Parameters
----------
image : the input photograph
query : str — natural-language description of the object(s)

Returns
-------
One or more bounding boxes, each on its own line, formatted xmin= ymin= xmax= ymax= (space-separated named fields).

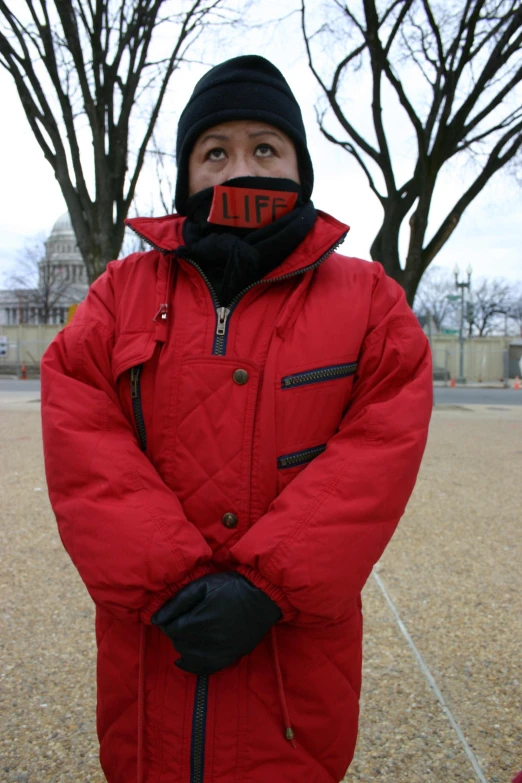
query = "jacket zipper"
xmin=277 ymin=443 xmax=327 ymax=469
xmin=281 ymin=361 xmax=358 ymax=389
xmin=130 ymin=354 xmax=208 ymax=783
xmin=128 ymin=224 xmax=347 ymax=358
xmin=207 ymin=233 xmax=347 ymax=356
xmin=130 ymin=365 xmax=147 ymax=452
xmin=191 ymin=674 xmax=209 ymax=783
xmin=181 ymin=241 xmax=343 ymax=778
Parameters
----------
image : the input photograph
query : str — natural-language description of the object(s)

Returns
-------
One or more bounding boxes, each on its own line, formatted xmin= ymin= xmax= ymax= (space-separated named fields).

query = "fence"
xmin=1 ymin=325 xmax=520 ymax=382
xmin=430 ymin=335 xmax=520 ymax=382
xmin=0 ymin=325 xmax=61 ymax=374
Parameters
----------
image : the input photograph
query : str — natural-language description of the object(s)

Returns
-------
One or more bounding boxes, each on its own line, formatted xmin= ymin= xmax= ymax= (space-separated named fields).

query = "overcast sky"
xmin=0 ymin=2 xmax=520 ymax=290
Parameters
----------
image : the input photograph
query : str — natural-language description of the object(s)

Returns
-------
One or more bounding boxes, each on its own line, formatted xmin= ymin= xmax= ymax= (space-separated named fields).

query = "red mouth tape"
xmin=208 ymin=185 xmax=298 ymax=228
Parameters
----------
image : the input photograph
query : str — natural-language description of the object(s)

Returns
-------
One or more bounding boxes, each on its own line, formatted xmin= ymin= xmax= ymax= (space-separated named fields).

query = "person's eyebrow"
xmin=248 ymin=130 xmax=284 ymax=141
xmin=196 ymin=129 xmax=285 ymax=147
xmin=197 ymin=132 xmax=229 ymax=146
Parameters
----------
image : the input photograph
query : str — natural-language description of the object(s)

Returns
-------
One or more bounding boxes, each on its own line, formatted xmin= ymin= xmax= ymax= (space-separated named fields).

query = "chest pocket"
xmin=275 ymin=359 xmax=358 ymax=491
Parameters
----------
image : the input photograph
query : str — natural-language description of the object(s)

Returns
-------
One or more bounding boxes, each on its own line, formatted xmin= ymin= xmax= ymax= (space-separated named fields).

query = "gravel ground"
xmin=1 ymin=397 xmax=520 ymax=783
xmin=346 ymin=404 xmax=522 ymax=783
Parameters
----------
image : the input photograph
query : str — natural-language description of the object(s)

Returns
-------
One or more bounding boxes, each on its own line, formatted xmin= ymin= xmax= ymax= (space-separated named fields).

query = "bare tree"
xmin=0 ymin=0 xmax=236 ymax=282
xmin=5 ymin=236 xmax=75 ymax=323
xmin=413 ymin=265 xmax=459 ymax=331
xmin=301 ymin=0 xmax=522 ymax=303
xmin=466 ymin=277 xmax=514 ymax=336
xmin=508 ymin=287 xmax=522 ymax=336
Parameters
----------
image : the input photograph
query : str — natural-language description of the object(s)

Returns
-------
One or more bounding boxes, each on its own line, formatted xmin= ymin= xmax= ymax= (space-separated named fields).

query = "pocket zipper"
xmin=130 ymin=365 xmax=147 ymax=452
xmin=281 ymin=362 xmax=357 ymax=389
xmin=277 ymin=444 xmax=327 ymax=469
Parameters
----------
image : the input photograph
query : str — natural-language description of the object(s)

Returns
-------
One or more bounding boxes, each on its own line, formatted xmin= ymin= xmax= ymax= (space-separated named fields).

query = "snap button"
xmin=222 ymin=512 xmax=238 ymax=529
xmin=233 ymin=369 xmax=249 ymax=385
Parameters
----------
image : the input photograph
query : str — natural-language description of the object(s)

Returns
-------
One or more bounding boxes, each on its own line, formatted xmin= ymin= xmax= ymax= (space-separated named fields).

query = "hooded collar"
xmin=125 ymin=211 xmax=349 ymax=282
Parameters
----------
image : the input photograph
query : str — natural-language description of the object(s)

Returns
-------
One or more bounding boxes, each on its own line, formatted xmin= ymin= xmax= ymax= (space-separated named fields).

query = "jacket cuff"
xmin=236 ymin=565 xmax=297 ymax=623
xmin=141 ymin=563 xmax=217 ymax=624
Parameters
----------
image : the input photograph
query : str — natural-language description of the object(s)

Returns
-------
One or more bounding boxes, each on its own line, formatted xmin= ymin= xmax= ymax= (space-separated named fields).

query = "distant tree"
xmin=509 ymin=288 xmax=522 ymax=336
xmin=301 ymin=0 xmax=522 ymax=304
xmin=466 ymin=277 xmax=514 ymax=336
xmin=413 ymin=265 xmax=459 ymax=331
xmin=414 ymin=267 xmax=520 ymax=336
xmin=6 ymin=236 xmax=74 ymax=323
xmin=0 ymin=0 xmax=238 ymax=282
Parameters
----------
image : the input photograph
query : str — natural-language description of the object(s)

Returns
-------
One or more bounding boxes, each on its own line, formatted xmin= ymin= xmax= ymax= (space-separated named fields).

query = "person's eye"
xmin=255 ymin=143 xmax=275 ymax=158
xmin=206 ymin=147 xmax=226 ymax=161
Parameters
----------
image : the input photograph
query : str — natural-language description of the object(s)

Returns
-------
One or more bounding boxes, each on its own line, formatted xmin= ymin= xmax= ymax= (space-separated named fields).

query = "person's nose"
xmin=226 ymin=152 xmax=257 ymax=180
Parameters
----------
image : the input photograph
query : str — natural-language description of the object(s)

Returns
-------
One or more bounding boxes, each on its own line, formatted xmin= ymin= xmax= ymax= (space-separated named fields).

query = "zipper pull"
xmin=216 ymin=307 xmax=231 ymax=336
xmin=154 ymin=303 xmax=168 ymax=322
xmin=130 ymin=366 xmax=140 ymax=399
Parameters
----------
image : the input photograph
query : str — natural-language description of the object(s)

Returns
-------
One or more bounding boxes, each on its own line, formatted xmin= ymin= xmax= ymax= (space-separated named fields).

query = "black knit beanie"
xmin=175 ymin=55 xmax=314 ymax=215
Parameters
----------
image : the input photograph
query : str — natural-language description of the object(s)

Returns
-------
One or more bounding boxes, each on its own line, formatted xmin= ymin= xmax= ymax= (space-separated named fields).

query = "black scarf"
xmin=177 ymin=177 xmax=317 ymax=306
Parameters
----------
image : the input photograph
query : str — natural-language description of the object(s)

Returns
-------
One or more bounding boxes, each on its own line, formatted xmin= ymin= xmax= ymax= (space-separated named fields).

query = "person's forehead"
xmin=194 ymin=120 xmax=290 ymax=147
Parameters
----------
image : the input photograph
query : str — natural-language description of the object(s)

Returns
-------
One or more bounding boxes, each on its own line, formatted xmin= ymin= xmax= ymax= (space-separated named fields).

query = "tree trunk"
xmin=369 ymin=201 xmax=405 ymax=288
xmin=78 ymin=227 xmax=125 ymax=284
xmin=66 ymin=195 xmax=127 ymax=284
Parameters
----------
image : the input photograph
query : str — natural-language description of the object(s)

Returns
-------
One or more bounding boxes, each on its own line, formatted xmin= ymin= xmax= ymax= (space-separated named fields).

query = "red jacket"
xmin=41 ymin=210 xmax=432 ymax=783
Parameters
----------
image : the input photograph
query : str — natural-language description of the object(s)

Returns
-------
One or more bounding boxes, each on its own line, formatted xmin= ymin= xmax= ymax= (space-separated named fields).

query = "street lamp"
xmin=454 ymin=264 xmax=472 ymax=383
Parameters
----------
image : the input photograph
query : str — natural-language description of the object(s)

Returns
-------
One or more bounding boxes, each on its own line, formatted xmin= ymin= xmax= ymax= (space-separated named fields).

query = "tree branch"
xmin=123 ymin=0 xmax=212 ymax=215
xmin=422 ymin=121 xmax=522 ymax=266
xmin=449 ymin=6 xmax=522 ymax=140
xmin=317 ymin=110 xmax=385 ymax=202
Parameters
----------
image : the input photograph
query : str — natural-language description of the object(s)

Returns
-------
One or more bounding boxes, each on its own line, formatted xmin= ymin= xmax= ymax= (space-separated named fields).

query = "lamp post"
xmin=454 ymin=264 xmax=472 ymax=383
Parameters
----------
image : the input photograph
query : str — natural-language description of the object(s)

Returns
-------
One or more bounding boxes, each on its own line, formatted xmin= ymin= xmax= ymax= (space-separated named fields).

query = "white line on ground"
xmin=372 ymin=570 xmax=488 ymax=783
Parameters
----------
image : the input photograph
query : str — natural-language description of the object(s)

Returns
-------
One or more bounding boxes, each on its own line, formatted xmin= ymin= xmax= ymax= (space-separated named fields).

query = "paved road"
xmin=433 ymin=386 xmax=522 ymax=406
xmin=0 ymin=379 xmax=41 ymax=392
xmin=2 ymin=379 xmax=522 ymax=406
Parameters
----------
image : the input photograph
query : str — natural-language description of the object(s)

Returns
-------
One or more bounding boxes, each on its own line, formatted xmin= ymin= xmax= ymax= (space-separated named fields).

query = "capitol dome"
xmin=51 ymin=211 xmax=75 ymax=238
xmin=1 ymin=210 xmax=88 ymax=326
xmin=46 ymin=211 xmax=82 ymax=262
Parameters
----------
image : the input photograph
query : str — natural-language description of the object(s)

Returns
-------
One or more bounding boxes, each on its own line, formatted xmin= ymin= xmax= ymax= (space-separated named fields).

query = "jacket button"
xmin=233 ymin=369 xmax=249 ymax=385
xmin=222 ymin=512 xmax=238 ymax=529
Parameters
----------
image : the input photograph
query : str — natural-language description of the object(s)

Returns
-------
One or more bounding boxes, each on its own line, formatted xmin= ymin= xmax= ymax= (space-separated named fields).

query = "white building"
xmin=0 ymin=212 xmax=88 ymax=325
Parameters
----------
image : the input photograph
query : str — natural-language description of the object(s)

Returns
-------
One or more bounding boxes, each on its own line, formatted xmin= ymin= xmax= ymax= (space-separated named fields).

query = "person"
xmin=41 ymin=55 xmax=433 ymax=783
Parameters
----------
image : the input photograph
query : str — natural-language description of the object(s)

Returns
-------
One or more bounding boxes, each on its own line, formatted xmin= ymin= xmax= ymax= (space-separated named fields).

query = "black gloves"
xmin=151 ymin=572 xmax=282 ymax=675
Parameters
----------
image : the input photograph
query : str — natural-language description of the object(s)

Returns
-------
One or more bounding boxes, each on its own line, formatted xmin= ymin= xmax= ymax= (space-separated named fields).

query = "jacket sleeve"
xmin=41 ymin=261 xmax=214 ymax=624
xmin=230 ymin=264 xmax=433 ymax=623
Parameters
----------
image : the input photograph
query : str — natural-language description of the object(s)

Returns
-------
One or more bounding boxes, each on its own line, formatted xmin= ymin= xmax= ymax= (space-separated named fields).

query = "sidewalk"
xmin=0 ymin=391 xmax=42 ymax=410
xmin=433 ymin=380 xmax=518 ymax=389
xmin=1 ymin=401 xmax=520 ymax=782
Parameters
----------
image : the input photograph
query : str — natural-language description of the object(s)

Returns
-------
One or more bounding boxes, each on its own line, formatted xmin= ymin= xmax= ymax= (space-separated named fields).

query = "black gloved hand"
xmin=151 ymin=572 xmax=282 ymax=674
